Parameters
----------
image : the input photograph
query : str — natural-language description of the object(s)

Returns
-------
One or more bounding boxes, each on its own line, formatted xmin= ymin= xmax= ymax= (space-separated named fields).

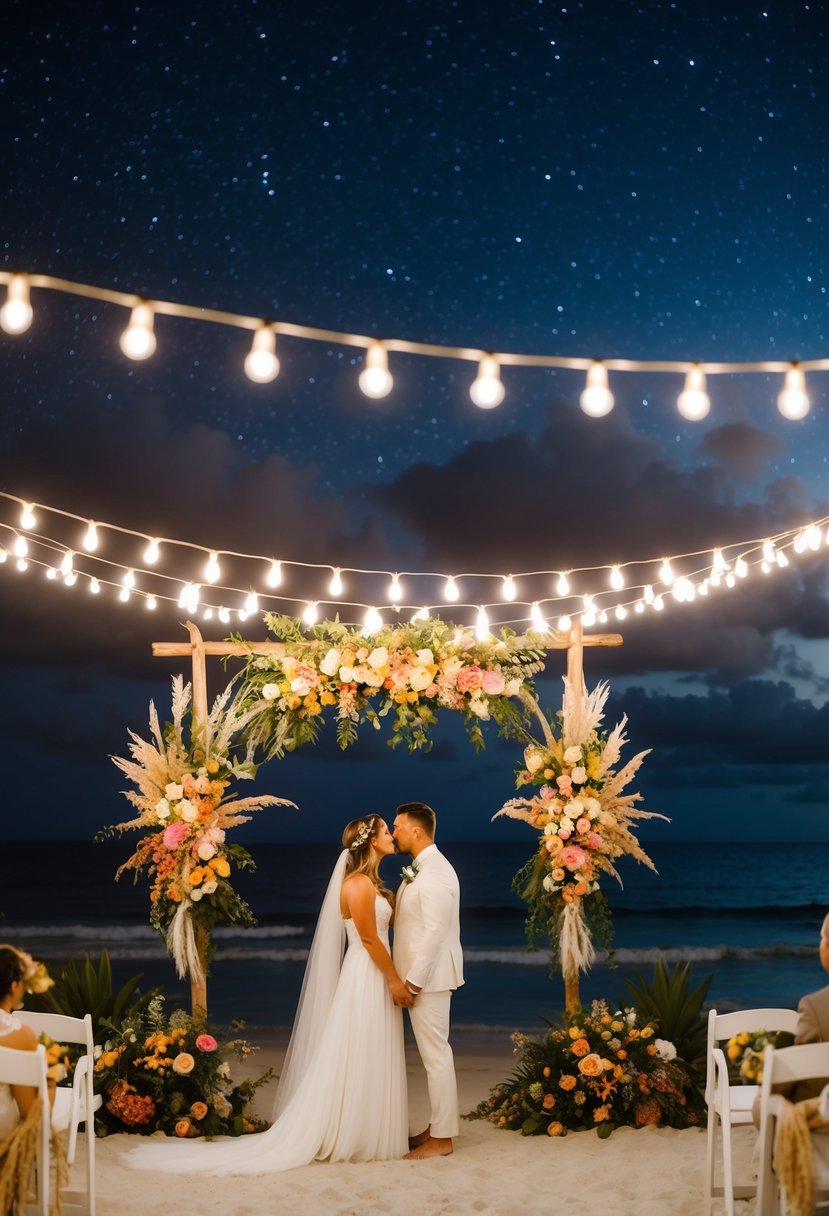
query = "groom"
xmin=392 ymin=801 xmax=464 ymax=1159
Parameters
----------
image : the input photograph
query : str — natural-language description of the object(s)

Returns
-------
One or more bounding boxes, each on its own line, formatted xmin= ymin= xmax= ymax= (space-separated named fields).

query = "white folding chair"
xmin=17 ymin=1011 xmax=99 ymax=1215
xmin=0 ymin=1042 xmax=50 ymax=1216
xmin=705 ymin=1006 xmax=800 ymax=1216
xmin=756 ymin=1042 xmax=829 ymax=1216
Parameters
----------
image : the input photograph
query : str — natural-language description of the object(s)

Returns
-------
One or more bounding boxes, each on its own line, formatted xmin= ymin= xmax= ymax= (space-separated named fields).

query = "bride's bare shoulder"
xmin=342 ymin=872 xmax=373 ymax=891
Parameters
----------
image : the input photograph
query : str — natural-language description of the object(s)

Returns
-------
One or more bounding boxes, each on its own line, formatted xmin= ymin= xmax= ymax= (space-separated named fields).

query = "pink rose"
xmin=480 ymin=669 xmax=505 ymax=695
xmin=539 ymin=785 xmax=555 ymax=800
xmin=588 ymin=832 xmax=602 ymax=849
xmin=556 ymin=775 xmax=572 ymax=793
xmin=560 ymin=846 xmax=588 ymax=871
xmin=195 ymin=1034 xmax=218 ymax=1053
xmin=576 ymin=817 xmax=591 ymax=834
xmin=163 ymin=822 xmax=190 ymax=850
xmin=424 ymin=683 xmax=439 ymax=698
xmin=558 ymin=828 xmax=572 ymax=840
xmin=456 ymin=666 xmax=483 ymax=693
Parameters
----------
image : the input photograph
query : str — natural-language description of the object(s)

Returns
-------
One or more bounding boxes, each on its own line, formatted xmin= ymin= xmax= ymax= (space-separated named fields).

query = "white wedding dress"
xmin=0 ymin=1009 xmax=23 ymax=1139
xmin=124 ymin=857 xmax=408 ymax=1175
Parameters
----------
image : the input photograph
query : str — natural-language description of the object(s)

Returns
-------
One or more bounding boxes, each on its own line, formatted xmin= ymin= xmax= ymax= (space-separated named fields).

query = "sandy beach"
xmin=80 ymin=1027 xmax=757 ymax=1216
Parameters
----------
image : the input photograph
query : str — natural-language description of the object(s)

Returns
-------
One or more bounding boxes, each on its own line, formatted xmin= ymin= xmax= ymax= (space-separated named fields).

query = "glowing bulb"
xmin=202 ymin=607 xmax=214 ymax=621
xmin=122 ymin=569 xmax=136 ymax=589
xmin=712 ymin=549 xmax=727 ymax=573
xmin=244 ymin=326 xmax=280 ymax=383
xmin=147 ymin=594 xmax=157 ymax=610
xmin=244 ymin=591 xmax=259 ymax=615
xmin=64 ymin=571 xmax=77 ymax=587
xmin=676 ymin=365 xmax=711 ymax=421
xmin=119 ymin=303 xmax=157 ymax=360
xmin=579 ymin=361 xmax=614 ymax=417
xmin=557 ymin=614 xmax=572 ymax=632
xmin=556 ymin=572 xmax=570 ymax=597
xmin=0 ymin=547 xmax=6 ymax=562
xmin=634 ymin=600 xmax=645 ymax=614
xmin=388 ymin=573 xmax=403 ymax=602
xmin=475 ymin=607 xmax=490 ymax=641
xmin=0 ymin=275 xmax=33 ymax=334
xmin=582 ymin=610 xmax=596 ymax=627
xmin=218 ymin=606 xmax=230 ymax=623
xmin=501 ymin=575 xmax=517 ymax=602
xmin=777 ymin=550 xmax=790 ymax=569
xmin=144 ymin=538 xmax=160 ymax=564
xmin=89 ymin=578 xmax=100 ymax=594
xmin=615 ymin=604 xmax=627 ymax=620
xmin=46 ymin=567 xmax=57 ymax=581
xmin=19 ymin=502 xmax=36 ymax=529
xmin=329 ymin=568 xmax=343 ymax=597
xmin=119 ymin=586 xmax=131 ymax=602
xmin=202 ymin=552 xmax=220 ymax=584
xmin=761 ymin=561 xmax=771 ymax=574
xmin=358 ymin=343 xmax=393 ymax=399
xmin=469 ymin=355 xmax=505 ymax=409
xmin=794 ymin=530 xmax=807 ymax=554
xmin=698 ymin=581 xmax=709 ymax=596
xmin=16 ymin=558 xmax=28 ymax=572
xmin=364 ymin=606 xmax=383 ymax=635
xmin=530 ymin=602 xmax=547 ymax=631
xmin=60 ymin=551 xmax=74 ymax=576
xmin=609 ymin=565 xmax=624 ymax=590
xmin=266 ymin=559 xmax=282 ymax=588
xmin=725 ymin=573 xmax=736 ymax=588
xmin=178 ymin=583 xmax=201 ymax=613
xmin=443 ymin=576 xmax=459 ymax=602
xmin=735 ymin=557 xmax=748 ymax=578
xmin=237 ymin=608 xmax=249 ymax=623
xmin=643 ymin=583 xmax=654 ymax=604
xmin=581 ymin=595 xmax=594 ymax=613
xmin=83 ymin=521 xmax=99 ymax=551
xmin=659 ymin=559 xmax=674 ymax=586
xmin=806 ymin=524 xmax=822 ymax=551
xmin=777 ymin=364 xmax=809 ymax=420
xmin=13 ymin=536 xmax=28 ymax=558
xmin=411 ymin=607 xmax=430 ymax=622
xmin=302 ymin=601 xmax=319 ymax=627
xmin=762 ymin=539 xmax=776 ymax=563
xmin=653 ymin=595 xmax=664 ymax=611
xmin=597 ymin=610 xmax=607 ymax=624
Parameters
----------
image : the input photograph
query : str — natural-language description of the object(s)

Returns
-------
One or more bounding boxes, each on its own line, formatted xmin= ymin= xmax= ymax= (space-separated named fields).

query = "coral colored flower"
xmin=172 ymin=1053 xmax=195 ymax=1075
xmin=558 ymin=1074 xmax=577 ymax=1091
xmin=571 ymin=1038 xmax=591 ymax=1057
xmin=175 ymin=1118 xmax=194 ymax=1137
xmin=190 ymin=1102 xmax=208 ymax=1120
xmin=195 ymin=1034 xmax=218 ymax=1053
xmin=542 ymin=1093 xmax=555 ymax=1109
xmin=593 ymin=1105 xmax=611 ymax=1123
xmin=577 ymin=1053 xmax=603 ymax=1077
xmin=162 ymin=822 xmax=189 ymax=850
xmin=456 ymin=665 xmax=483 ymax=693
xmin=560 ymin=845 xmax=588 ymax=871
xmin=547 ymin=1121 xmax=564 ymax=1136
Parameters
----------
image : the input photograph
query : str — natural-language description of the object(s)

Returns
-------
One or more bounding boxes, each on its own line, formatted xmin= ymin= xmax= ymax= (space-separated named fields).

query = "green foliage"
xmin=28 ymin=950 xmax=150 ymax=1042
xmin=622 ymin=960 xmax=713 ymax=1082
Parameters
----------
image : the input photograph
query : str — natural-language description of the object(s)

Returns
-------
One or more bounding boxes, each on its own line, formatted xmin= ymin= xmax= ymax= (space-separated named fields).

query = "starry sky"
xmin=2 ymin=0 xmax=829 ymax=845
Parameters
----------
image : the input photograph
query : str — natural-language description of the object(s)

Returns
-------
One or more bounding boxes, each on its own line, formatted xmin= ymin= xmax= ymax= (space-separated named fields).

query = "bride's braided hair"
xmin=342 ymin=816 xmax=393 ymax=906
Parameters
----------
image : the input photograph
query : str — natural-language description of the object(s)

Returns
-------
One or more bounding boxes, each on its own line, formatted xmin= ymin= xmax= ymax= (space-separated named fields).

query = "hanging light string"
xmin=0 ymin=489 xmax=826 ymax=635
xmin=0 ymin=270 xmax=826 ymax=417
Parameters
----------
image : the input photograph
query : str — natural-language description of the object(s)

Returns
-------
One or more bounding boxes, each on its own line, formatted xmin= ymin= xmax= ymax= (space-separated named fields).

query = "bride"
xmin=125 ymin=815 xmax=411 ymax=1173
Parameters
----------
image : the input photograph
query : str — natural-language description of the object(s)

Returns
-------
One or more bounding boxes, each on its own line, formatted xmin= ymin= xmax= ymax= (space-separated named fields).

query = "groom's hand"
xmin=389 ymin=977 xmax=414 ymax=1007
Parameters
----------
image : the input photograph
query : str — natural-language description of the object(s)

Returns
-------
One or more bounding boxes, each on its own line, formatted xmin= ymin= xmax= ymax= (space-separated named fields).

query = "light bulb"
xmin=582 ymin=610 xmax=596 ymax=627
xmin=581 ymin=595 xmax=594 ymax=613
xmin=302 ymin=602 xmax=319 ymax=627
xmin=761 ymin=561 xmax=771 ymax=574
xmin=777 ymin=364 xmax=809 ymax=420
xmin=762 ymin=539 xmax=776 ymax=563
xmin=46 ymin=567 xmax=57 ymax=581
xmin=475 ymin=607 xmax=490 ymax=641
xmin=698 ymin=581 xmax=709 ymax=596
xmin=735 ymin=557 xmax=748 ymax=578
xmin=146 ymin=594 xmax=157 ymax=610
xmin=237 ymin=608 xmax=249 ymax=622
xmin=16 ymin=558 xmax=27 ymax=572
xmin=83 ymin=521 xmax=99 ymax=551
xmin=530 ymin=602 xmax=547 ymax=631
xmin=119 ymin=303 xmax=157 ymax=360
xmin=443 ymin=576 xmax=459 ymax=602
xmin=60 ymin=551 xmax=74 ymax=576
xmin=218 ymin=606 xmax=230 ymax=623
xmin=794 ymin=530 xmax=807 ymax=554
xmin=266 ymin=559 xmax=283 ymax=588
xmin=806 ymin=524 xmax=822 ymax=551
xmin=244 ymin=590 xmax=259 ymax=615
xmin=556 ymin=572 xmax=570 ymax=597
xmin=659 ymin=558 xmax=674 ymax=586
xmin=469 ymin=356 xmax=505 ymax=409
xmin=643 ymin=583 xmax=654 ymax=604
xmin=329 ymin=568 xmax=343 ymax=597
xmin=653 ymin=595 xmax=664 ymax=611
xmin=19 ymin=502 xmax=36 ymax=529
xmin=388 ymin=573 xmax=403 ymax=602
xmin=579 ymin=361 xmax=614 ymax=417
xmin=358 ymin=343 xmax=393 ymax=399
xmin=712 ymin=548 xmax=727 ymax=573
xmin=0 ymin=547 xmax=6 ymax=562
xmin=615 ymin=604 xmax=627 ymax=620
xmin=599 ymin=610 xmax=608 ymax=624
xmin=204 ymin=552 xmax=221 ymax=584
xmin=244 ymin=326 xmax=280 ymax=383
xmin=557 ymin=614 xmax=572 ymax=632
xmin=178 ymin=583 xmax=200 ymax=613
xmin=609 ymin=565 xmax=624 ymax=590
xmin=122 ymin=568 xmax=136 ymax=589
xmin=411 ymin=607 xmax=430 ymax=622
xmin=364 ymin=606 xmax=383 ymax=635
xmin=634 ymin=601 xmax=645 ymax=614
xmin=0 ymin=275 xmax=34 ymax=334
xmin=89 ymin=578 xmax=100 ymax=594
xmin=676 ymin=365 xmax=711 ymax=421
xmin=202 ymin=607 xmax=214 ymax=621
xmin=65 ymin=571 xmax=77 ymax=587
xmin=119 ymin=586 xmax=131 ymax=602
xmin=13 ymin=536 xmax=28 ymax=558
xmin=501 ymin=575 xmax=517 ymax=602
xmin=144 ymin=538 xmax=160 ymax=564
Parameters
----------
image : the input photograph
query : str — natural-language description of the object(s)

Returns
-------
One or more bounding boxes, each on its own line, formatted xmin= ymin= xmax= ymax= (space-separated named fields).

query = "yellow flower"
xmin=188 ymin=867 xmax=205 ymax=886
xmin=593 ymin=1105 xmax=611 ymax=1123
xmin=726 ymin=1040 xmax=742 ymax=1061
xmin=568 ymin=1026 xmax=583 ymax=1040
xmin=320 ymin=691 xmax=337 ymax=706
xmin=210 ymin=856 xmax=231 ymax=878
xmin=206 ymin=759 xmax=220 ymax=774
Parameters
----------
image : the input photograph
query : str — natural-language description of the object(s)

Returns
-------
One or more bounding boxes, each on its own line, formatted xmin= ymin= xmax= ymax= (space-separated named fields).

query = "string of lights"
xmin=1 ymin=270 xmax=826 ymax=419
xmin=1 ymin=490 xmax=825 ymax=639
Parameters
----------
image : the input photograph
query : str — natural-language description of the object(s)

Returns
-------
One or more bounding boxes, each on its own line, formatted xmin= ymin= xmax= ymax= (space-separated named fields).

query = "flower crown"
xmin=349 ymin=817 xmax=377 ymax=851
xmin=11 ymin=948 xmax=54 ymax=995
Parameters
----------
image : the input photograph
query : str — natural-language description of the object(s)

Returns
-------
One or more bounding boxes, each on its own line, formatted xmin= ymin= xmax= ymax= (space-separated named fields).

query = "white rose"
xmin=542 ymin=874 xmax=557 ymax=893
xmin=207 ymin=827 xmax=226 ymax=844
xmin=291 ymin=676 xmax=312 ymax=696
xmin=416 ymin=648 xmax=434 ymax=666
xmin=564 ymin=799 xmax=583 ymax=817
xmin=368 ymin=646 xmax=389 ymax=670
xmin=201 ymin=880 xmax=218 ymax=895
xmin=583 ymin=797 xmax=601 ymax=817
xmin=543 ymin=822 xmax=558 ymax=837
xmin=559 ymin=817 xmax=574 ymax=834
xmin=319 ymin=647 xmax=340 ymax=677
xmin=154 ymin=798 xmax=171 ymax=821
xmin=504 ymin=678 xmax=522 ymax=697
xmin=352 ymin=664 xmax=372 ymax=683
xmin=654 ymin=1039 xmax=677 ymax=1061
xmin=469 ymin=695 xmax=490 ymax=719
xmin=570 ymin=766 xmax=587 ymax=784
xmin=363 ymin=668 xmax=385 ymax=688
xmin=339 ymin=665 xmax=356 ymax=683
xmin=197 ymin=840 xmax=217 ymax=861
xmin=165 ymin=782 xmax=184 ymax=800
xmin=217 ymin=1062 xmax=231 ymax=1079
xmin=261 ymin=683 xmax=280 ymax=702
xmin=564 ymin=745 xmax=582 ymax=764
xmin=179 ymin=800 xmax=198 ymax=823
xmin=524 ymin=747 xmax=547 ymax=774
xmin=409 ymin=666 xmax=432 ymax=691
xmin=190 ymin=888 xmax=204 ymax=902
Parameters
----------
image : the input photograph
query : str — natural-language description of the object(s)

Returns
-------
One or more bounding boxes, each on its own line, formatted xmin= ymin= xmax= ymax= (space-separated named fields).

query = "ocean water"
xmin=3 ymin=840 xmax=827 ymax=1031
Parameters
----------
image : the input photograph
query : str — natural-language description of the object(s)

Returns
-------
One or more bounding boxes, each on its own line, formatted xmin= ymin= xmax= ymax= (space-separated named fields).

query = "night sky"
xmin=2 ymin=0 xmax=829 ymax=845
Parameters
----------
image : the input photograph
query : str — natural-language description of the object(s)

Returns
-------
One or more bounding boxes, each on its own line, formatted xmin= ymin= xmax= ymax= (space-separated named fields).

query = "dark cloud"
xmin=697 ymin=422 xmax=786 ymax=482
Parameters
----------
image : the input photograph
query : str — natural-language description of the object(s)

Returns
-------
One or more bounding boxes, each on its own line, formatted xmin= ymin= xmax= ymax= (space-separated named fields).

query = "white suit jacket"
xmin=393 ymin=844 xmax=464 ymax=993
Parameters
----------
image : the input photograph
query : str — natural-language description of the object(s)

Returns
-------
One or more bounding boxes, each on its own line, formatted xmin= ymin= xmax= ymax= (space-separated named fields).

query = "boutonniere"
xmin=400 ymin=862 xmax=419 ymax=884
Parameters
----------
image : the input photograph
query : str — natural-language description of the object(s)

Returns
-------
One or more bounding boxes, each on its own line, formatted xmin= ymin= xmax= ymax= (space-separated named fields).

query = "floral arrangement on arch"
xmin=469 ymin=1000 xmax=704 ymax=1137
xmin=238 ymin=613 xmax=547 ymax=756
xmin=93 ymin=994 xmax=272 ymax=1137
xmin=496 ymin=678 xmax=665 ymax=979
xmin=106 ymin=676 xmax=293 ymax=990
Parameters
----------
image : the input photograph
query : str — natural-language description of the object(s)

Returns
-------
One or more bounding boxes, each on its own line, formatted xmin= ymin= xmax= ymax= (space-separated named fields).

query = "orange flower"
xmin=558 ymin=1074 xmax=577 ymax=1091
xmin=174 ymin=1118 xmax=194 ymax=1137
xmin=546 ymin=1121 xmax=564 ymax=1136
xmin=168 ymin=886 xmax=183 ymax=902
xmin=172 ymin=1053 xmax=195 ymax=1075
xmin=617 ymin=1049 xmax=627 ymax=1060
xmin=542 ymin=1067 xmax=551 ymax=1078
xmin=542 ymin=1093 xmax=555 ymax=1109
xmin=188 ymin=868 xmax=205 ymax=886
xmin=577 ymin=1053 xmax=603 ymax=1077
xmin=568 ymin=1026 xmax=583 ymax=1040
xmin=574 ymin=882 xmax=588 ymax=897
xmin=190 ymin=1101 xmax=208 ymax=1121
xmin=210 ymin=856 xmax=231 ymax=878
xmin=646 ymin=1044 xmax=657 ymax=1055
xmin=593 ymin=1105 xmax=611 ymax=1123
xmin=571 ymin=1038 xmax=591 ymax=1057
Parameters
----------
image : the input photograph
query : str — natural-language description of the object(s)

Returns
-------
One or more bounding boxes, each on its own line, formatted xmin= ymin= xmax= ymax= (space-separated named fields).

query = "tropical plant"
xmin=622 ymin=959 xmax=713 ymax=1082
xmin=27 ymin=950 xmax=149 ymax=1042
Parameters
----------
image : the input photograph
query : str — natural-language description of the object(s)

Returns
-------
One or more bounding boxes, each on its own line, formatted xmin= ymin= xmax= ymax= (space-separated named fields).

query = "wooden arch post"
xmin=152 ymin=619 xmax=622 ymax=1018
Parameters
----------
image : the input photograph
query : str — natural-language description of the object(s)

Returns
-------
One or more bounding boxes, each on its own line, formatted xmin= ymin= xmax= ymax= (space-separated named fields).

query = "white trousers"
xmin=408 ymin=990 xmax=459 ymax=1139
